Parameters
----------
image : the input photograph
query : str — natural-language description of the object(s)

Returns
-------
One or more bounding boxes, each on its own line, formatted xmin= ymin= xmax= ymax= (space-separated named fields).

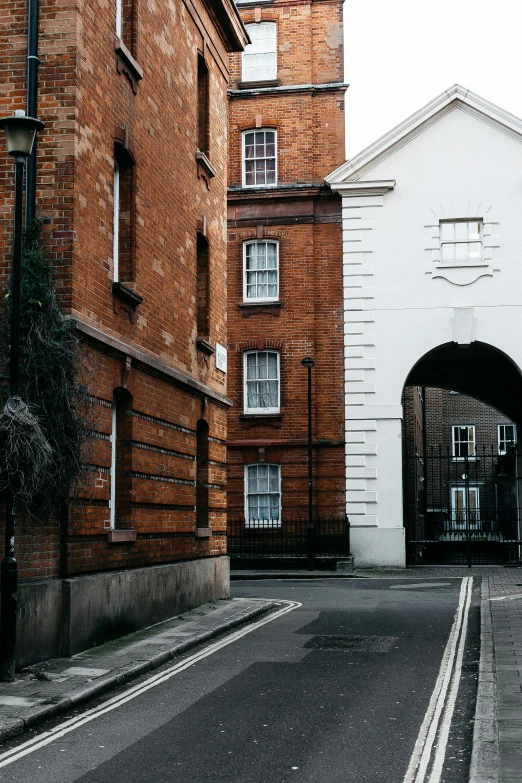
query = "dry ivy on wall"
xmin=0 ymin=221 xmax=92 ymax=519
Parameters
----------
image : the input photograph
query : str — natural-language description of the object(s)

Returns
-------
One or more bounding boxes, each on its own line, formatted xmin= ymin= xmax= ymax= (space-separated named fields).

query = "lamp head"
xmin=301 ymin=356 xmax=315 ymax=369
xmin=0 ymin=110 xmax=44 ymax=158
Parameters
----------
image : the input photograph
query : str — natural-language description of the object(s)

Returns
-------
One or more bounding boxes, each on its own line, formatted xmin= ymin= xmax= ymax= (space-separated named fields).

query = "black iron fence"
xmin=227 ymin=516 xmax=350 ymax=559
xmin=404 ymin=445 xmax=522 ymax=565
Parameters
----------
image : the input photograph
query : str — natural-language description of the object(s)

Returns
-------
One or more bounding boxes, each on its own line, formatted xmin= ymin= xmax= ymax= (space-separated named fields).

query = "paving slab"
xmin=0 ymin=597 xmax=276 ymax=744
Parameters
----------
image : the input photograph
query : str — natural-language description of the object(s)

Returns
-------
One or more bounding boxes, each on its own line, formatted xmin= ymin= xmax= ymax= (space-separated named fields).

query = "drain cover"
xmin=305 ymin=635 xmax=397 ymax=653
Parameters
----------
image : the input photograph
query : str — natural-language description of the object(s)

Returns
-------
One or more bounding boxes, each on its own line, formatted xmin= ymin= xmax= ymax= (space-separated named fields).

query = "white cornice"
xmin=329 ymin=180 xmax=395 ymax=197
xmin=326 ymin=84 xmax=522 ymax=187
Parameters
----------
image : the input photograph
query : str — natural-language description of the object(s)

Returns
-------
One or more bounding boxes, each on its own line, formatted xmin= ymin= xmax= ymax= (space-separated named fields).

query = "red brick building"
xmin=226 ymin=0 xmax=347 ymax=539
xmin=0 ymin=0 xmax=247 ymax=666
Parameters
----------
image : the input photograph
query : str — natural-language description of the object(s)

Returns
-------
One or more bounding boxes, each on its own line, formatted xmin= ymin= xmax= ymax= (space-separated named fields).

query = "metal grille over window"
xmin=245 ymin=241 xmax=278 ymax=300
xmin=498 ymin=424 xmax=516 ymax=455
xmin=242 ymin=23 xmax=276 ymax=82
xmin=452 ymin=425 xmax=476 ymax=458
xmin=246 ymin=463 xmax=281 ymax=526
xmin=244 ymin=130 xmax=276 ymax=187
xmin=245 ymin=350 xmax=279 ymax=412
xmin=440 ymin=220 xmax=483 ymax=263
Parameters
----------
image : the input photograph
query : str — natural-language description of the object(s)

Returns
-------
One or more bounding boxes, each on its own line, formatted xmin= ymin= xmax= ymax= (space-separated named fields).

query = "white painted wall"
xmin=332 ymin=100 xmax=522 ymax=567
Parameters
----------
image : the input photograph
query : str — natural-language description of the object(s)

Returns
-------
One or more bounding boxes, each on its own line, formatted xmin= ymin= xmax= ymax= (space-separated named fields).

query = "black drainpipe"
xmin=25 ymin=0 xmax=40 ymax=227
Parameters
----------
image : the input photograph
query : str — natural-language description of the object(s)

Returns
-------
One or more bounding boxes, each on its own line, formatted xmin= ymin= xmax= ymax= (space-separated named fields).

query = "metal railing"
xmin=404 ymin=445 xmax=522 ymax=565
xmin=227 ymin=516 xmax=350 ymax=559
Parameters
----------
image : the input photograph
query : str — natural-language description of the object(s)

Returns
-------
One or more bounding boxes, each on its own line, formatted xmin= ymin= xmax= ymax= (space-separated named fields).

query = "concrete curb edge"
xmin=469 ymin=579 xmax=499 ymax=783
xmin=0 ymin=600 xmax=277 ymax=744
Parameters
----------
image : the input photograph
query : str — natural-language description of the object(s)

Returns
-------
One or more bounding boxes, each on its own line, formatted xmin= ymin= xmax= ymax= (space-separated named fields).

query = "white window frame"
xmin=498 ymin=424 xmax=516 ymax=455
xmin=242 ymin=129 xmax=277 ymax=188
xmin=450 ymin=485 xmax=480 ymax=530
xmin=113 ymin=161 xmax=120 ymax=283
xmin=244 ymin=463 xmax=281 ymax=527
xmin=242 ymin=22 xmax=277 ymax=82
xmin=439 ymin=219 xmax=484 ymax=266
xmin=452 ymin=425 xmax=476 ymax=460
xmin=115 ymin=0 xmax=122 ymax=38
xmin=243 ymin=240 xmax=279 ymax=302
xmin=244 ymin=350 xmax=280 ymax=414
xmin=109 ymin=399 xmax=117 ymax=530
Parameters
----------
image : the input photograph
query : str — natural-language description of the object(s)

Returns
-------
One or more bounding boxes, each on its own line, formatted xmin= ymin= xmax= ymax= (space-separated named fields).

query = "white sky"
xmin=344 ymin=0 xmax=522 ymax=159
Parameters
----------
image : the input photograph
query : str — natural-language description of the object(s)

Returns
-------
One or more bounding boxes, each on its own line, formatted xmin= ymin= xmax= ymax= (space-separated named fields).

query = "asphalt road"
xmin=0 ymin=577 xmax=480 ymax=783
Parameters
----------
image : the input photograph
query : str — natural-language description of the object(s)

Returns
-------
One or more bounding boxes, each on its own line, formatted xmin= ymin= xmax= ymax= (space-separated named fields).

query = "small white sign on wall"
xmin=215 ymin=343 xmax=227 ymax=373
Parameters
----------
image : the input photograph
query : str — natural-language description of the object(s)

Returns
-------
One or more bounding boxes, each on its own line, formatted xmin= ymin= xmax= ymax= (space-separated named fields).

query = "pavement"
xmin=0 ymin=596 xmax=276 ymax=743
xmin=0 ymin=565 xmax=519 ymax=782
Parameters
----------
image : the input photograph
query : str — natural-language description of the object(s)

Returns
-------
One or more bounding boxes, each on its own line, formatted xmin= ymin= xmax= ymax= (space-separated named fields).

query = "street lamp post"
xmin=0 ymin=110 xmax=44 ymax=681
xmin=301 ymin=356 xmax=315 ymax=564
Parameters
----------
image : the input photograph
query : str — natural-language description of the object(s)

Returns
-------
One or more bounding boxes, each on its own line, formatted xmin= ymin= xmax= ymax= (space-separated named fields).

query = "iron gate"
xmin=404 ymin=446 xmax=522 ymax=566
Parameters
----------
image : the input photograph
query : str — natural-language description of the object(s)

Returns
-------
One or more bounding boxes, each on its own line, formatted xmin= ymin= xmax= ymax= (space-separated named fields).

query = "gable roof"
xmin=326 ymin=84 xmax=522 ymax=186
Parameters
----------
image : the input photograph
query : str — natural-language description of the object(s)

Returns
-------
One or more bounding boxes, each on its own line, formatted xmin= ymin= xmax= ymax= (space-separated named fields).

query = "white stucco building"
xmin=327 ymin=85 xmax=522 ymax=567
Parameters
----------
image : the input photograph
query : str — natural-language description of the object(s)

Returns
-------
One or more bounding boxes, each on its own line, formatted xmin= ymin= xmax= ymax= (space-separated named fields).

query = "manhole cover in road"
xmin=305 ymin=635 xmax=398 ymax=653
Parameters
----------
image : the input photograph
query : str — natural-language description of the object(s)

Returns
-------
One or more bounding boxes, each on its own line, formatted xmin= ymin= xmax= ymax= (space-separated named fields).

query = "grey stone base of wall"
xmin=13 ymin=556 xmax=230 ymax=669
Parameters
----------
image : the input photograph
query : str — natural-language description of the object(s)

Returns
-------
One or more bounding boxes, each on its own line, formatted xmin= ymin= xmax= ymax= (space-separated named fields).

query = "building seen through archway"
xmin=403 ymin=383 xmax=520 ymax=566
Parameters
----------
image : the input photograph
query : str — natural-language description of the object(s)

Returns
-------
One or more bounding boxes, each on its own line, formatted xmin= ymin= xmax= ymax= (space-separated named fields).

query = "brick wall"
xmin=226 ymin=0 xmax=346 ymax=523
xmin=0 ymin=0 xmax=246 ymax=578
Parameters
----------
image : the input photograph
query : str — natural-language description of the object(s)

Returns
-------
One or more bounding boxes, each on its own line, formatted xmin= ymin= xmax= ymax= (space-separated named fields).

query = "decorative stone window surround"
xmin=424 ymin=199 xmax=500 ymax=286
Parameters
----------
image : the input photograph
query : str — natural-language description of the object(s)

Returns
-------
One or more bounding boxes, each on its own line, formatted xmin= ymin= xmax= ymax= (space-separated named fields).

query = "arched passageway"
xmin=406 ymin=341 xmax=522 ymax=425
xmin=403 ymin=343 xmax=522 ymax=566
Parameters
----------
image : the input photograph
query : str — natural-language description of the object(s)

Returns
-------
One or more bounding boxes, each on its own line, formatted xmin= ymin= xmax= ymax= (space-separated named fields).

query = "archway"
xmin=402 ymin=342 xmax=522 ymax=565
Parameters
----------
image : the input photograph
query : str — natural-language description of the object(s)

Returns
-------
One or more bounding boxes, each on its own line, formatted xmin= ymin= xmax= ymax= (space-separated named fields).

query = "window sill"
xmin=239 ymin=301 xmax=281 ymax=317
xmin=108 ymin=529 xmax=137 ymax=543
xmin=195 ymin=527 xmax=212 ymax=538
xmin=113 ymin=281 xmax=143 ymax=308
xmin=435 ymin=261 xmax=488 ymax=269
xmin=451 ymin=457 xmax=478 ymax=462
xmin=196 ymin=150 xmax=216 ymax=179
xmin=196 ymin=337 xmax=215 ymax=356
xmin=237 ymin=79 xmax=280 ymax=90
xmin=240 ymin=413 xmax=282 ymax=429
xmin=115 ymin=38 xmax=143 ymax=93
xmin=244 ymin=521 xmax=282 ymax=529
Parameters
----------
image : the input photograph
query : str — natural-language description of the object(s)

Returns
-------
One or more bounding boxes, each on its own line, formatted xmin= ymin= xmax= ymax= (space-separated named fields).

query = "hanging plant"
xmin=0 ymin=220 xmax=92 ymax=518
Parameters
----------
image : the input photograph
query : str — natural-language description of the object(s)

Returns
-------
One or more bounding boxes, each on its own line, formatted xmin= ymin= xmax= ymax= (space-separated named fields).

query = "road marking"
xmin=402 ymin=576 xmax=473 ymax=783
xmin=390 ymin=583 xmax=452 ymax=589
xmin=489 ymin=593 xmax=522 ymax=602
xmin=0 ymin=600 xmax=300 ymax=770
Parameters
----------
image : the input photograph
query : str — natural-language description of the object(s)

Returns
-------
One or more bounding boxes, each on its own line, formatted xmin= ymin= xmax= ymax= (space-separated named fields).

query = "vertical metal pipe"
xmin=0 ymin=157 xmax=25 ymax=681
xmin=25 ymin=0 xmax=40 ymax=227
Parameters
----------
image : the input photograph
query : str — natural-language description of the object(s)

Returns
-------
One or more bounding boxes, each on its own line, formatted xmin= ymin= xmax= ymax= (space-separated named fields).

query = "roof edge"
xmin=326 ymin=84 xmax=522 ymax=185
